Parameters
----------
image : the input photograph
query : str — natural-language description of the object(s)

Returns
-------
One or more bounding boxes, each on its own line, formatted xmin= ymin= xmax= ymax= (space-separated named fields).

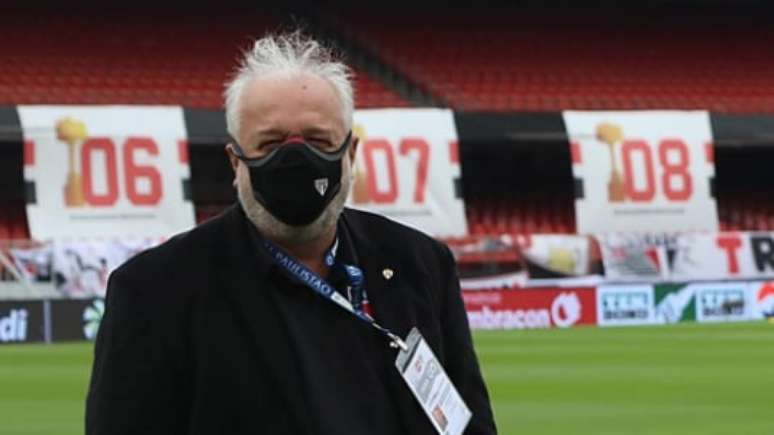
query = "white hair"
xmin=223 ymin=31 xmax=354 ymax=140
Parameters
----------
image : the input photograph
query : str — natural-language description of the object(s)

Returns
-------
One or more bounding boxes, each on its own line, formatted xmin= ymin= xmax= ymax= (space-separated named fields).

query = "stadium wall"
xmin=2 ymin=281 xmax=772 ymax=345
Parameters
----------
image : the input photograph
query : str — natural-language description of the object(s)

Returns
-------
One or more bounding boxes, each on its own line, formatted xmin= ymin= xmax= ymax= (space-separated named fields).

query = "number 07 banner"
xmin=19 ymin=106 xmax=196 ymax=239
xmin=348 ymin=109 xmax=467 ymax=237
xmin=564 ymin=111 xmax=718 ymax=234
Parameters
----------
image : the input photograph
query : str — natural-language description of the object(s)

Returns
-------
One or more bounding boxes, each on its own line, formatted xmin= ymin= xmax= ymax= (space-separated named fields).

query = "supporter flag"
xmin=18 ymin=106 xmax=195 ymax=239
xmin=565 ymin=111 xmax=717 ymax=234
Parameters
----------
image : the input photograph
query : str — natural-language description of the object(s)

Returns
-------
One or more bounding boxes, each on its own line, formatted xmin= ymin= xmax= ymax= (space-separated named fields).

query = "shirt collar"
xmin=241 ymin=206 xmax=357 ymax=278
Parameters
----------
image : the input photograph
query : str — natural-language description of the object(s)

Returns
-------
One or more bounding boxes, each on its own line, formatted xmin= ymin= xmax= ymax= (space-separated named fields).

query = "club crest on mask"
xmin=314 ymin=178 xmax=329 ymax=196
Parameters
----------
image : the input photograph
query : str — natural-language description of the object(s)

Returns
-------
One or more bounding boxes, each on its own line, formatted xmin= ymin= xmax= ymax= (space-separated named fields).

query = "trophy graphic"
xmin=351 ymin=123 xmax=371 ymax=204
xmin=56 ymin=117 xmax=87 ymax=207
xmin=595 ymin=122 xmax=626 ymax=202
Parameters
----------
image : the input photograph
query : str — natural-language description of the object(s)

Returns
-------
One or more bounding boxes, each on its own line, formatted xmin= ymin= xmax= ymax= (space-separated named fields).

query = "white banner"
xmin=564 ymin=111 xmax=717 ymax=234
xmin=8 ymin=245 xmax=52 ymax=282
xmin=594 ymin=232 xmax=774 ymax=283
xmin=518 ymin=234 xmax=605 ymax=287
xmin=19 ymin=106 xmax=196 ymax=239
xmin=520 ymin=234 xmax=593 ymax=277
xmin=598 ymin=233 xmax=672 ymax=281
xmin=52 ymin=238 xmax=161 ymax=297
xmin=671 ymin=232 xmax=774 ymax=281
xmin=348 ymin=109 xmax=467 ymax=237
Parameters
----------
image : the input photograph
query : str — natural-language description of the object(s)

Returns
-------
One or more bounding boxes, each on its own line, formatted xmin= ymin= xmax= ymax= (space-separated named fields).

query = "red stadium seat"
xmin=332 ymin=7 xmax=774 ymax=113
xmin=0 ymin=6 xmax=410 ymax=109
xmin=0 ymin=217 xmax=10 ymax=240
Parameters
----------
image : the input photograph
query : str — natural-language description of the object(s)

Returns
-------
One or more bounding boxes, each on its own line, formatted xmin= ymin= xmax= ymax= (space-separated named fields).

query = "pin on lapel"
xmin=382 ymin=268 xmax=394 ymax=280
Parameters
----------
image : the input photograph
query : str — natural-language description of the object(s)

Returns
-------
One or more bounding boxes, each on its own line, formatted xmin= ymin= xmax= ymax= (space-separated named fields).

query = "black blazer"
xmin=86 ymin=205 xmax=497 ymax=434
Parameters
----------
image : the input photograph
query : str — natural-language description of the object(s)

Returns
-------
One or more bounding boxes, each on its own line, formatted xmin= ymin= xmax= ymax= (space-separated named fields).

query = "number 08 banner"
xmin=19 ymin=106 xmax=195 ymax=239
xmin=564 ymin=111 xmax=718 ymax=234
xmin=348 ymin=109 xmax=467 ymax=237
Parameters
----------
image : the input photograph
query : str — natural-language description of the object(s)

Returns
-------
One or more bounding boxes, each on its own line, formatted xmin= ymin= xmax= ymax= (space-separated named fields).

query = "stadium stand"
xmin=0 ymin=5 xmax=410 ymax=109
xmin=329 ymin=6 xmax=774 ymax=112
xmin=717 ymin=192 xmax=774 ymax=231
xmin=0 ymin=207 xmax=28 ymax=240
xmin=1 ymin=3 xmax=774 ymax=247
xmin=465 ymin=194 xmax=575 ymax=235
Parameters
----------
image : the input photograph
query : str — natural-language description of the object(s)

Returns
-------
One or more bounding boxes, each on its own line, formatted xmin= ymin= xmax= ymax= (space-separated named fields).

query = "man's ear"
xmin=225 ymin=143 xmax=240 ymax=187
xmin=225 ymin=143 xmax=240 ymax=172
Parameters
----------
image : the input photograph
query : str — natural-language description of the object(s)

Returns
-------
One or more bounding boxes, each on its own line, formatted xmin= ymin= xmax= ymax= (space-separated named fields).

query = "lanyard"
xmin=324 ymin=239 xmax=368 ymax=313
xmin=263 ymin=239 xmax=408 ymax=351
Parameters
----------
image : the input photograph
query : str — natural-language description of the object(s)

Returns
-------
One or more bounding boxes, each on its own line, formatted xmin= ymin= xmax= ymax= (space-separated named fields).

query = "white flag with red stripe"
xmin=565 ymin=111 xmax=718 ymax=234
xmin=19 ymin=105 xmax=195 ymax=240
xmin=348 ymin=109 xmax=467 ymax=237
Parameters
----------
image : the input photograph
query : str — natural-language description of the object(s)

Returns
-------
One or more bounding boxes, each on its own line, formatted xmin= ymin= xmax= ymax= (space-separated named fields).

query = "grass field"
xmin=0 ymin=322 xmax=772 ymax=434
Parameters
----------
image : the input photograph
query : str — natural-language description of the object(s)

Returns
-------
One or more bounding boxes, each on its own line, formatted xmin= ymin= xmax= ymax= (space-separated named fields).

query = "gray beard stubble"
xmin=236 ymin=159 xmax=353 ymax=244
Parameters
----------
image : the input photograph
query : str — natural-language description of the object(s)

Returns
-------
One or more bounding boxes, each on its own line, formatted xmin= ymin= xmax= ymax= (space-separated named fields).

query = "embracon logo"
xmin=0 ymin=309 xmax=29 ymax=343
xmin=467 ymin=306 xmax=551 ymax=330
xmin=467 ymin=292 xmax=584 ymax=330
xmin=551 ymin=292 xmax=582 ymax=328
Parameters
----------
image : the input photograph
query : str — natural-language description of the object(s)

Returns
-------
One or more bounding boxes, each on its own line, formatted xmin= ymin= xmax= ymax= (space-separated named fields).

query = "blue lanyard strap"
xmin=325 ymin=239 xmax=368 ymax=312
xmin=263 ymin=239 xmax=407 ymax=351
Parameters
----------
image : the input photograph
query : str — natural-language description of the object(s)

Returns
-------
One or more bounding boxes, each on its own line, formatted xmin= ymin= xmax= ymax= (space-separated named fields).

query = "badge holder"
xmin=395 ymin=328 xmax=472 ymax=435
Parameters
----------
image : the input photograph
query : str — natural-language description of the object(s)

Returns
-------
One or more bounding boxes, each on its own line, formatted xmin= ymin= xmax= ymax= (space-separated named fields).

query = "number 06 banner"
xmin=19 ymin=106 xmax=195 ymax=239
xmin=349 ymin=109 xmax=467 ymax=237
xmin=564 ymin=111 xmax=718 ymax=234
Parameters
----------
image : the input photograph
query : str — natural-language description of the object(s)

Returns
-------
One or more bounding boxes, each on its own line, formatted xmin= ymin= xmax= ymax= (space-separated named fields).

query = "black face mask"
xmin=232 ymin=132 xmax=351 ymax=226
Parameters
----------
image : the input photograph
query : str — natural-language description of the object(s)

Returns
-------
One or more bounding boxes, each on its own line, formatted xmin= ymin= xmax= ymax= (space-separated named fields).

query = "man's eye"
xmin=259 ymin=141 xmax=281 ymax=151
xmin=309 ymin=138 xmax=333 ymax=149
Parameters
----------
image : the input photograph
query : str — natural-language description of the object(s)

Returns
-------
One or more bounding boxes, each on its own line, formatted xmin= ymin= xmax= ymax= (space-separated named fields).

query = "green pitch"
xmin=0 ymin=322 xmax=772 ymax=435
xmin=476 ymin=322 xmax=774 ymax=435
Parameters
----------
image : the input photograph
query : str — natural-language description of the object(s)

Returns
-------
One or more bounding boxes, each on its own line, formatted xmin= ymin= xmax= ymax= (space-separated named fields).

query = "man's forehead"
xmin=238 ymin=71 xmax=346 ymax=141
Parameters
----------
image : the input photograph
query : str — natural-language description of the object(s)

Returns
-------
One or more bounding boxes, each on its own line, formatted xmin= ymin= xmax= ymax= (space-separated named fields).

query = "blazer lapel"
xmin=357 ymin=242 xmax=418 ymax=341
xmin=214 ymin=206 xmax=313 ymax=434
xmin=341 ymin=213 xmax=437 ymax=433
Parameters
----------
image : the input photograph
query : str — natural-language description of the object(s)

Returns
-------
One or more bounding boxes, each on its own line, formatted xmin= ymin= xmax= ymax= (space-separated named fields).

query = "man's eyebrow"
xmin=244 ymin=128 xmax=286 ymax=148
xmin=245 ymin=127 xmax=339 ymax=147
xmin=252 ymin=128 xmax=288 ymax=139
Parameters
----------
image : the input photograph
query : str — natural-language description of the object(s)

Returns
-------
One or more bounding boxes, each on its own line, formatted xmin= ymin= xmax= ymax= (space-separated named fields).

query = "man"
xmin=86 ymin=32 xmax=496 ymax=434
